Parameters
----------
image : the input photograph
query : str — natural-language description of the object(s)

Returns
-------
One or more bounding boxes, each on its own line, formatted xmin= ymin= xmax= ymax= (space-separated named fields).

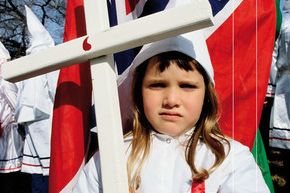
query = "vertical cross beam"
xmin=84 ymin=0 xmax=129 ymax=193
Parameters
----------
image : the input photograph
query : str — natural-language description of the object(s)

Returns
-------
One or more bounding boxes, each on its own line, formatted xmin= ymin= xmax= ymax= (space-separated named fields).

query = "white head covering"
xmin=118 ymin=31 xmax=213 ymax=129
xmin=24 ymin=4 xmax=58 ymax=96
xmin=0 ymin=42 xmax=10 ymax=61
xmin=283 ymin=0 xmax=290 ymax=11
xmin=120 ymin=31 xmax=214 ymax=84
xmin=25 ymin=5 xmax=54 ymax=55
xmin=15 ymin=5 xmax=58 ymax=124
xmin=0 ymin=42 xmax=11 ymax=77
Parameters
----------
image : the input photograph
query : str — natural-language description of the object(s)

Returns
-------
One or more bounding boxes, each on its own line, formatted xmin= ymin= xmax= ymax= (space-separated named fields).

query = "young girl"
xmin=73 ymin=35 xmax=269 ymax=193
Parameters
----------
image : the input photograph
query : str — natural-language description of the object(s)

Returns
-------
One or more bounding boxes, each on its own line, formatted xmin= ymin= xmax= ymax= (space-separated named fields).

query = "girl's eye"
xmin=180 ymin=84 xmax=196 ymax=89
xmin=149 ymin=83 xmax=166 ymax=88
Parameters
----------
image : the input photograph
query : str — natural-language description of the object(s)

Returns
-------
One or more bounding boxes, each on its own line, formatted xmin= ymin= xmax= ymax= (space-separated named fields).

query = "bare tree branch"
xmin=0 ymin=0 xmax=66 ymax=59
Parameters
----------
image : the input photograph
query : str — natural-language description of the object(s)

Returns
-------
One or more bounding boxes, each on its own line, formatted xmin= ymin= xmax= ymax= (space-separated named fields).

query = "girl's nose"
xmin=162 ymin=89 xmax=181 ymax=108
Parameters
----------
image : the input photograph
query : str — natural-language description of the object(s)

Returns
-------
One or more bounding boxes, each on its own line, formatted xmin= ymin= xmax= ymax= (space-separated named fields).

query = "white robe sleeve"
xmin=73 ymin=152 xmax=103 ymax=193
xmin=0 ymin=78 xmax=18 ymax=129
xmin=218 ymin=140 xmax=270 ymax=193
xmin=15 ymin=75 xmax=51 ymax=123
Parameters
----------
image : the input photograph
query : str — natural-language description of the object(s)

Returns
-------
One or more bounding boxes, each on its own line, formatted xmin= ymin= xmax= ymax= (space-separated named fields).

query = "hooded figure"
xmin=15 ymin=5 xmax=59 ymax=176
xmin=0 ymin=41 xmax=24 ymax=173
xmin=73 ymin=32 xmax=269 ymax=193
xmin=269 ymin=0 xmax=290 ymax=149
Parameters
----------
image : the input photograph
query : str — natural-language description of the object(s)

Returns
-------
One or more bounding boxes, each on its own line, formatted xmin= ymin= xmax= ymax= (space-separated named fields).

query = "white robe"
xmin=15 ymin=71 xmax=59 ymax=175
xmin=73 ymin=131 xmax=269 ymax=193
xmin=0 ymin=79 xmax=24 ymax=173
xmin=269 ymin=8 xmax=290 ymax=149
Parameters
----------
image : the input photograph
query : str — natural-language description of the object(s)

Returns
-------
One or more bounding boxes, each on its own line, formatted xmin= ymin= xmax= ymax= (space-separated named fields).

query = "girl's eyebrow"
xmin=178 ymin=80 xmax=200 ymax=85
xmin=143 ymin=78 xmax=166 ymax=83
xmin=144 ymin=78 xmax=201 ymax=85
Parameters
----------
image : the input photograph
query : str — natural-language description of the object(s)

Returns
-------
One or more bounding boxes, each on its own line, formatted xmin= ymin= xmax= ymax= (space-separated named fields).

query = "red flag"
xmin=49 ymin=0 xmax=92 ymax=192
xmin=206 ymin=0 xmax=276 ymax=148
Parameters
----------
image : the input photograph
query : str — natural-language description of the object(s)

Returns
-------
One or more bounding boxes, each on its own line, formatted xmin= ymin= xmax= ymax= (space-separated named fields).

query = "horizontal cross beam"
xmin=2 ymin=1 xmax=212 ymax=82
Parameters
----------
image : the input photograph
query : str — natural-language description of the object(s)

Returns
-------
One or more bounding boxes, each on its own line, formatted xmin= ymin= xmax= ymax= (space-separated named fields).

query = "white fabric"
xmin=269 ymin=129 xmax=290 ymax=149
xmin=14 ymin=5 xmax=59 ymax=175
xmin=0 ymin=78 xmax=24 ymax=173
xmin=0 ymin=42 xmax=11 ymax=62
xmin=0 ymin=80 xmax=17 ymax=128
xmin=16 ymin=74 xmax=57 ymax=175
xmin=283 ymin=0 xmax=290 ymax=11
xmin=25 ymin=5 xmax=54 ymax=55
xmin=0 ymin=42 xmax=24 ymax=173
xmin=267 ymin=39 xmax=278 ymax=97
xmin=0 ymin=40 xmax=11 ymax=77
xmin=269 ymin=2 xmax=290 ymax=149
xmin=73 ymin=132 xmax=269 ymax=193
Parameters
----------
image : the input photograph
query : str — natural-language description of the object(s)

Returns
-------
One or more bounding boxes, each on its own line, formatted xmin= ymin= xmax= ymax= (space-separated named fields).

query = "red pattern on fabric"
xmin=125 ymin=0 xmax=140 ymax=15
xmin=191 ymin=181 xmax=205 ymax=193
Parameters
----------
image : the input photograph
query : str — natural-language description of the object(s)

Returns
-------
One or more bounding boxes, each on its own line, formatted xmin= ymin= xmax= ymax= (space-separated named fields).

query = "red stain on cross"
xmin=82 ymin=37 xmax=91 ymax=51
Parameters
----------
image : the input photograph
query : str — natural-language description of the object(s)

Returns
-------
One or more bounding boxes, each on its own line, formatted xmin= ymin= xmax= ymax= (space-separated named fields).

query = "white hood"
xmin=25 ymin=5 xmax=54 ymax=55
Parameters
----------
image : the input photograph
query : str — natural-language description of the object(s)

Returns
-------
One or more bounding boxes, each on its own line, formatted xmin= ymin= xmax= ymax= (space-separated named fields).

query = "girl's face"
xmin=142 ymin=58 xmax=205 ymax=137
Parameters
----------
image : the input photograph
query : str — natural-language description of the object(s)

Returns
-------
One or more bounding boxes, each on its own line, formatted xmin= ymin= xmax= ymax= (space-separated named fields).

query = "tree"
xmin=0 ymin=0 xmax=66 ymax=59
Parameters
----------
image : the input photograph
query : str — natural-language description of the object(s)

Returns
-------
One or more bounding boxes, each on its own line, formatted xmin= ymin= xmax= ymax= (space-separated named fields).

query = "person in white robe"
xmin=1 ymin=6 xmax=59 ymax=193
xmin=269 ymin=0 xmax=290 ymax=149
xmin=14 ymin=5 xmax=59 ymax=178
xmin=73 ymin=33 xmax=269 ymax=193
xmin=0 ymin=42 xmax=24 ymax=173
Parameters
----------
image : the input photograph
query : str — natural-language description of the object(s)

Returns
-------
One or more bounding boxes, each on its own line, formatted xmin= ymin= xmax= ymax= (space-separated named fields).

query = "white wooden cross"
xmin=2 ymin=0 xmax=213 ymax=192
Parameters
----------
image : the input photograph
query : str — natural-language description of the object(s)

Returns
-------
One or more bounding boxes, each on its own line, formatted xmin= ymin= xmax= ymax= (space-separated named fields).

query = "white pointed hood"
xmin=0 ymin=41 xmax=11 ymax=64
xmin=25 ymin=5 xmax=54 ymax=55
xmin=15 ymin=5 xmax=59 ymax=125
xmin=0 ymin=41 xmax=11 ymax=77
